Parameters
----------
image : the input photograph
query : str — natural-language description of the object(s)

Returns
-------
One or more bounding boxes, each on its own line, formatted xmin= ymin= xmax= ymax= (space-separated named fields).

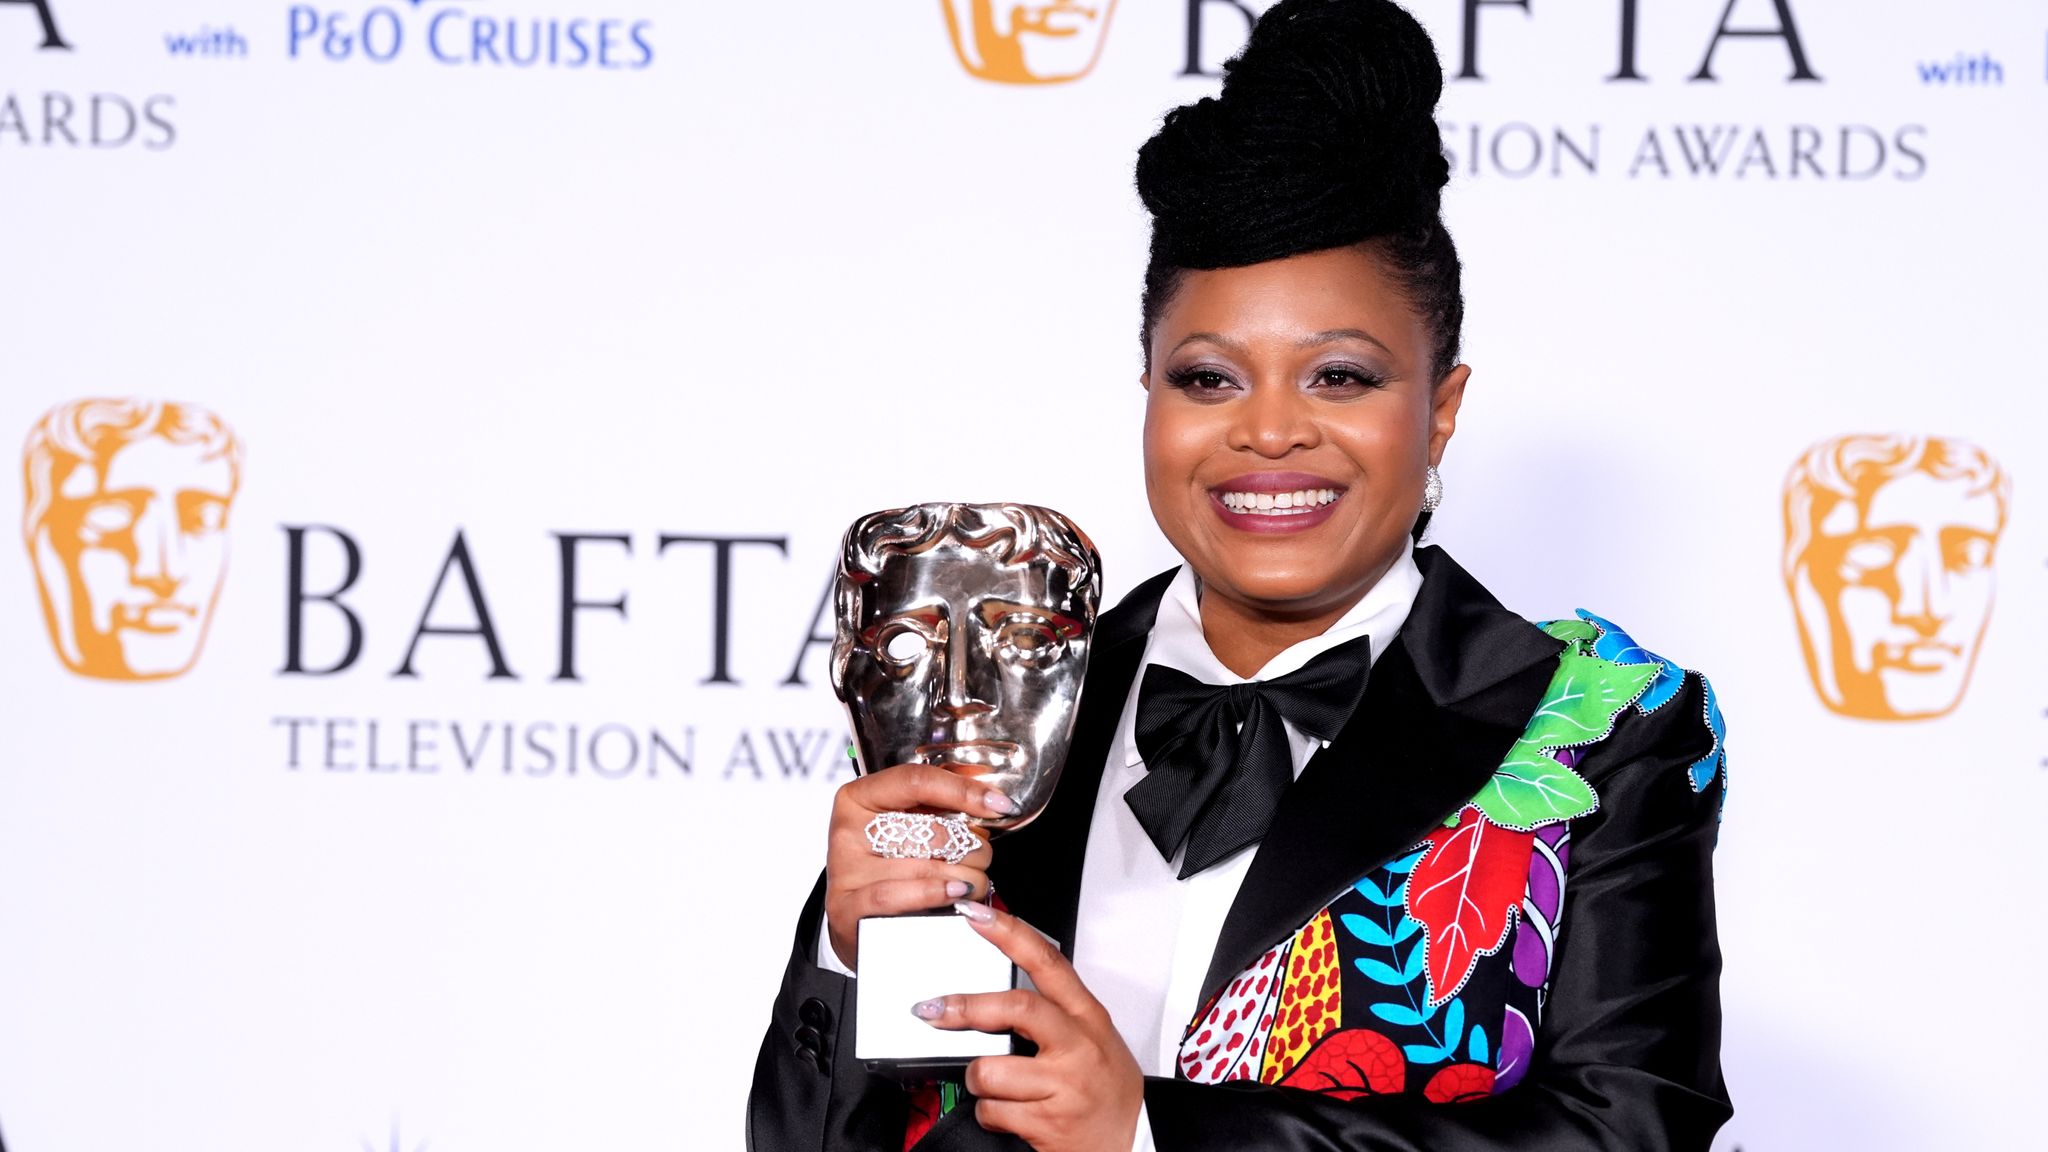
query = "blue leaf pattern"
xmin=1354 ymin=957 xmax=1408 ymax=985
xmin=1574 ymin=610 xmax=1727 ymax=796
xmin=1371 ymin=1001 xmax=1429 ymax=1027
xmin=1354 ymin=875 xmax=1404 ymax=907
xmin=1341 ymin=913 xmax=1393 ymax=947
xmin=1688 ymin=674 xmax=1728 ymax=796
xmin=1578 ymin=610 xmax=1682 ymax=713
xmin=1398 ymin=994 xmax=1467 ymax=1066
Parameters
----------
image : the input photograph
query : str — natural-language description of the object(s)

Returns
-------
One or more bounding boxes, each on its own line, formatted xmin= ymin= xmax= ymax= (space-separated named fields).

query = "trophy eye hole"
xmin=994 ymin=616 xmax=1064 ymax=666
xmin=881 ymin=627 xmax=932 ymax=664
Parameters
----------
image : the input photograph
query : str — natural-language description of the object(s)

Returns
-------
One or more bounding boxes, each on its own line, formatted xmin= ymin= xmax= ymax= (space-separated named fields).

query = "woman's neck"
xmin=1197 ymin=583 xmax=1375 ymax=679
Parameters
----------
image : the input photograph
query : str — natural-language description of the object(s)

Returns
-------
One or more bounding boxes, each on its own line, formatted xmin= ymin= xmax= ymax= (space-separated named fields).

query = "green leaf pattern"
xmin=1470 ymin=625 xmax=1659 ymax=832
xmin=1538 ymin=617 xmax=1599 ymax=644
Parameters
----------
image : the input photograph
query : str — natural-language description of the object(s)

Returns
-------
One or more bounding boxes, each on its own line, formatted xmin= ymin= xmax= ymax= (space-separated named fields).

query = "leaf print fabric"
xmin=1408 ymin=807 xmax=1533 ymax=1007
xmin=1567 ymin=610 xmax=1728 ymax=796
xmin=1173 ymin=610 xmax=1728 ymax=1113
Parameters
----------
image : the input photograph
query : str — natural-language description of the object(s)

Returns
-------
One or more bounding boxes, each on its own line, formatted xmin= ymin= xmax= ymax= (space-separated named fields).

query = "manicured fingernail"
xmin=945 ymin=880 xmax=971 ymax=898
xmin=983 ymin=790 xmax=1016 ymax=815
xmin=911 ymin=998 xmax=944 ymax=1020
xmin=953 ymin=900 xmax=994 ymax=924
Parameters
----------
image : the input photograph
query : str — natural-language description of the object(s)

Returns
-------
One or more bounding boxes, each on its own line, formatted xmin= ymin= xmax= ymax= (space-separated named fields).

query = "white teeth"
xmin=1218 ymin=488 xmax=1340 ymax=515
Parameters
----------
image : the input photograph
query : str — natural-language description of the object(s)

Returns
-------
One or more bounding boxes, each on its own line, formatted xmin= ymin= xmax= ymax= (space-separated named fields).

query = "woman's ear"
xmin=1428 ymin=364 xmax=1470 ymax=466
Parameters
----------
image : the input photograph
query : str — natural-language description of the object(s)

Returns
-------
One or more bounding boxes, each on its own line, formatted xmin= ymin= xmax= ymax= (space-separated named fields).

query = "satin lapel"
xmin=1198 ymin=547 xmax=1567 ymax=1007
xmin=989 ymin=567 xmax=1174 ymax=954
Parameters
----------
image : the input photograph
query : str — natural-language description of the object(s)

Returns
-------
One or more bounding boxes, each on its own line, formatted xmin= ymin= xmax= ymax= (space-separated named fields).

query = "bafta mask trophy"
xmin=830 ymin=502 xmax=1101 ymax=1075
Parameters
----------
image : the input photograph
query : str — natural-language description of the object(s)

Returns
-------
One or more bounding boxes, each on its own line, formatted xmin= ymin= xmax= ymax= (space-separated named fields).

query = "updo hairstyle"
xmin=1135 ymin=0 xmax=1463 ymax=384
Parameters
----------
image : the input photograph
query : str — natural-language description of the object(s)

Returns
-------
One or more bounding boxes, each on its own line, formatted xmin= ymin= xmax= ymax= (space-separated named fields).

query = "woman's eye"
xmin=1315 ymin=366 xmax=1382 ymax=390
xmin=1165 ymin=367 xmax=1236 ymax=395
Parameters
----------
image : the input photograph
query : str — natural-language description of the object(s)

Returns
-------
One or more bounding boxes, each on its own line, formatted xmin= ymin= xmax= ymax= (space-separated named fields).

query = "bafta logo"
xmin=1783 ymin=434 xmax=2010 ymax=721
xmin=939 ymin=0 xmax=1117 ymax=85
xmin=22 ymin=398 xmax=243 ymax=681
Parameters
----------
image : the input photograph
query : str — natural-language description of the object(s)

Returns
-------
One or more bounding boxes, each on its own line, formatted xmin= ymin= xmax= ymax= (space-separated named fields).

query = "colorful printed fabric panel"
xmin=1175 ymin=612 xmax=1725 ymax=1104
xmin=1173 ymin=818 xmax=1565 ymax=1100
xmin=904 ymin=1080 xmax=962 ymax=1149
xmin=908 ymin=613 xmax=1724 ymax=1142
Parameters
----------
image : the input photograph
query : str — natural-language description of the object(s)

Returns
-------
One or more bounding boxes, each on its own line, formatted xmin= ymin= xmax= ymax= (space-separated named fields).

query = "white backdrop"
xmin=3 ymin=1 xmax=2045 ymax=1149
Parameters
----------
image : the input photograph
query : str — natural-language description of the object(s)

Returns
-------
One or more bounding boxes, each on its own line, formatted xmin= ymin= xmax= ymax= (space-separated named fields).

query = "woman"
xmin=749 ymin=1 xmax=1730 ymax=1149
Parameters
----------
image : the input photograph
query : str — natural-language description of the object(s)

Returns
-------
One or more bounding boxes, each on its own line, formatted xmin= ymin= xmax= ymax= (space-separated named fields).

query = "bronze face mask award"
xmin=829 ymin=502 xmax=1102 ymax=1076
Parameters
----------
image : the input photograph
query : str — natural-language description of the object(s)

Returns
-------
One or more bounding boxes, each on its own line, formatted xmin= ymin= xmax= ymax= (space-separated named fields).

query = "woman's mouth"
xmin=1209 ymin=474 xmax=1346 ymax=532
xmin=1215 ymin=487 xmax=1340 ymax=515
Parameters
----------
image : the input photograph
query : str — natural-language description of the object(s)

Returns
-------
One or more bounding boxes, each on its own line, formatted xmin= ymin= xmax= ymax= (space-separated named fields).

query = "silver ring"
xmin=864 ymin=812 xmax=984 ymax=865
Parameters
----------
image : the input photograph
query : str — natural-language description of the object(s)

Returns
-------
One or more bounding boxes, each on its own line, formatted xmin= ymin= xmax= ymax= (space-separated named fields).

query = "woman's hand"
xmin=823 ymin=764 xmax=1011 ymax=971
xmin=917 ymin=903 xmax=1145 ymax=1152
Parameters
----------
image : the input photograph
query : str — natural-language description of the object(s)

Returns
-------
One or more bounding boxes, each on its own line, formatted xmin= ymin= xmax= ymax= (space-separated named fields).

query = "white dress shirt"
xmin=819 ymin=541 xmax=1424 ymax=1149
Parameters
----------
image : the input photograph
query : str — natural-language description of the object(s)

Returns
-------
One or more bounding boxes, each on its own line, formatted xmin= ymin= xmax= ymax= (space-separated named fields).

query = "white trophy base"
xmin=854 ymin=911 xmax=1021 ymax=1077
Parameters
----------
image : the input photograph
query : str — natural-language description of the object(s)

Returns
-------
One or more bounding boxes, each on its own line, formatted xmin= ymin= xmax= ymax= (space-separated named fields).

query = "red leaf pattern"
xmin=1407 ymin=805 xmax=1535 ymax=1005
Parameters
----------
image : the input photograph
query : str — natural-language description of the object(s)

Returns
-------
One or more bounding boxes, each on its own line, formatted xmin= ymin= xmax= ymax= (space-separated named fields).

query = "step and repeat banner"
xmin=3 ymin=2 xmax=2044 ymax=1149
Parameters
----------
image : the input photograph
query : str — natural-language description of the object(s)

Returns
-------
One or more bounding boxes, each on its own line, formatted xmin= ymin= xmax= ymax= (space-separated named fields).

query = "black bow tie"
xmin=1126 ymin=635 xmax=1373 ymax=879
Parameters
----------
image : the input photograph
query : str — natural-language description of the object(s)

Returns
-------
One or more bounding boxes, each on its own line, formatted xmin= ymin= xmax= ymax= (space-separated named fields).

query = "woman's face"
xmin=1142 ymin=244 xmax=1468 ymax=622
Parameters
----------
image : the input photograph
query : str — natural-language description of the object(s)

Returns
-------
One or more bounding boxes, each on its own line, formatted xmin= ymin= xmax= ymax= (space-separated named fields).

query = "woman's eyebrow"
xmin=1169 ymin=331 xmax=1247 ymax=357
xmin=1298 ymin=328 xmax=1392 ymax=355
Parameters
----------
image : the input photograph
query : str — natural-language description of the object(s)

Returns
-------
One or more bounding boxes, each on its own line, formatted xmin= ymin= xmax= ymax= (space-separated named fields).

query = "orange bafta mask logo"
xmin=939 ymin=0 xmax=1117 ymax=85
xmin=1783 ymin=434 xmax=2011 ymax=721
xmin=23 ymin=398 xmax=243 ymax=681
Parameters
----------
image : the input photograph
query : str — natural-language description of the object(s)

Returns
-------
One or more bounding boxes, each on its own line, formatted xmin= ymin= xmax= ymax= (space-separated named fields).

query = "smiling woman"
xmin=1140 ymin=248 xmax=1465 ymax=676
xmin=749 ymin=2 xmax=1730 ymax=1150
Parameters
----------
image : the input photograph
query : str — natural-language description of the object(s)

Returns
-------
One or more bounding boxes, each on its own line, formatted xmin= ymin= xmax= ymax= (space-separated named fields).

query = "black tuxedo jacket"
xmin=748 ymin=547 xmax=1730 ymax=1151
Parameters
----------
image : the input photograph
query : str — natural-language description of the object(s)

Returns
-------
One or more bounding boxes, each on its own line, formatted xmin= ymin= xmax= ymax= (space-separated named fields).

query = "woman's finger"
xmin=973 ymin=1097 xmax=1026 ymax=1137
xmin=966 ymin=1090 xmax=1015 ymax=1131
xmin=914 ymin=988 xmax=1075 ymax=1048
xmin=963 ymin=1054 xmax=1057 ymax=1103
xmin=828 ymin=855 xmax=989 ymax=897
xmin=838 ymin=763 xmax=1016 ymax=822
xmin=845 ymin=874 xmax=987 ymax=919
xmin=952 ymin=902 xmax=1100 ymax=1021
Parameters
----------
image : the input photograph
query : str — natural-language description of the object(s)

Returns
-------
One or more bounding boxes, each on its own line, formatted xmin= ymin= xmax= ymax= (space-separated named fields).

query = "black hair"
xmin=1135 ymin=0 xmax=1463 ymax=383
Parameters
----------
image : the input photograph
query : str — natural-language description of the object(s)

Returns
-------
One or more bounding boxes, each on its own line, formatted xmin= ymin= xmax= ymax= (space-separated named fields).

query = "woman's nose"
xmin=1226 ymin=382 xmax=1319 ymax=458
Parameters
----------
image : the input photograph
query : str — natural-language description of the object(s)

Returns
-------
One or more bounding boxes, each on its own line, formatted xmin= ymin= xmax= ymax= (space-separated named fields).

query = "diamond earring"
xmin=1421 ymin=466 xmax=1443 ymax=513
